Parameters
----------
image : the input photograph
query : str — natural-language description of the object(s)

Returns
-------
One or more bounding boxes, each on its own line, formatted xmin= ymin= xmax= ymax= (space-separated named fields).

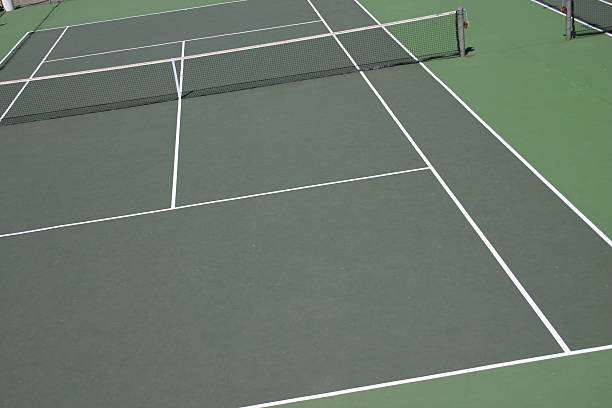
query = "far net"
xmin=571 ymin=0 xmax=612 ymax=36
xmin=536 ymin=0 xmax=612 ymax=36
xmin=0 ymin=10 xmax=466 ymax=126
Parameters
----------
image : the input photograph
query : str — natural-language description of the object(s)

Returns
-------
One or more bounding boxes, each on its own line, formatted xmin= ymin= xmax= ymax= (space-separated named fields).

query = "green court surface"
xmin=283 ymin=347 xmax=612 ymax=407
xmin=0 ymin=0 xmax=611 ymax=407
xmin=360 ymin=0 xmax=612 ymax=238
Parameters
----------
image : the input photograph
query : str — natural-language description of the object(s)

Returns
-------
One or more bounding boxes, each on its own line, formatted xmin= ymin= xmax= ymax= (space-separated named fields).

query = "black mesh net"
xmin=0 ymin=82 xmax=22 ymax=110
xmin=0 ymin=11 xmax=465 ymax=126
xmin=2 ymin=63 xmax=178 ymax=124
xmin=536 ymin=0 xmax=612 ymax=36
xmin=181 ymin=36 xmax=355 ymax=98
xmin=572 ymin=0 xmax=612 ymax=35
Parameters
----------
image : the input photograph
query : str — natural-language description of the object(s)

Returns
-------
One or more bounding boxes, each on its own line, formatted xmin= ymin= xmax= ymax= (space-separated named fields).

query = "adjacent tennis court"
xmin=1 ymin=0 xmax=610 ymax=407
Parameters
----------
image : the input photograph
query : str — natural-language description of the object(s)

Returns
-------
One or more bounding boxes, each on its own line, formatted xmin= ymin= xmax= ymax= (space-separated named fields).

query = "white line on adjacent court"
xmin=361 ymin=0 xmax=612 ymax=247
xmin=170 ymin=41 xmax=186 ymax=209
xmin=598 ymin=0 xmax=612 ymax=7
xmin=307 ymin=0 xmax=570 ymax=352
xmin=528 ymin=0 xmax=570 ymax=15
xmin=0 ymin=168 xmax=430 ymax=239
xmin=242 ymin=343 xmax=612 ymax=408
xmin=530 ymin=0 xmax=612 ymax=37
xmin=0 ymin=26 xmax=69 ymax=123
xmin=36 ymin=0 xmax=250 ymax=32
xmin=43 ymin=20 xmax=323 ymax=63
xmin=0 ymin=31 xmax=32 ymax=67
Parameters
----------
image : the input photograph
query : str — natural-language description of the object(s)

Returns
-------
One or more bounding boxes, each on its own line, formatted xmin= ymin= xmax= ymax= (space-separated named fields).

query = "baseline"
xmin=242 ymin=343 xmax=612 ymax=408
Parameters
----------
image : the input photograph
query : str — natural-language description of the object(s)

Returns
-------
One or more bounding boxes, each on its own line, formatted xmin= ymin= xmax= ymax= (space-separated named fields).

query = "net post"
xmin=564 ymin=0 xmax=574 ymax=40
xmin=456 ymin=7 xmax=467 ymax=57
xmin=1 ymin=0 xmax=15 ymax=12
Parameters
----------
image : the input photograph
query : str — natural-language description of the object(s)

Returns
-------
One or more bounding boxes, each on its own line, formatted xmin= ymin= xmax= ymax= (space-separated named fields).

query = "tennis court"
xmin=0 ymin=0 xmax=611 ymax=407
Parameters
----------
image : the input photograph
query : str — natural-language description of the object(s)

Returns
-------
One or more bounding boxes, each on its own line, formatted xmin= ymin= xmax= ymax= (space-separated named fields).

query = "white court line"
xmin=0 ymin=26 xmax=69 ymax=123
xmin=598 ymin=0 xmax=612 ymax=7
xmin=170 ymin=41 xmax=186 ymax=209
xmin=351 ymin=0 xmax=576 ymax=351
xmin=36 ymin=0 xmax=249 ymax=31
xmin=307 ymin=0 xmax=570 ymax=353
xmin=0 ymin=31 xmax=32 ymax=67
xmin=242 ymin=343 xmax=612 ymax=407
xmin=0 ymin=168 xmax=429 ymax=239
xmin=171 ymin=60 xmax=180 ymax=96
xmin=43 ymin=20 xmax=323 ymax=63
xmin=364 ymin=0 xmax=612 ymax=248
xmin=530 ymin=0 xmax=612 ymax=37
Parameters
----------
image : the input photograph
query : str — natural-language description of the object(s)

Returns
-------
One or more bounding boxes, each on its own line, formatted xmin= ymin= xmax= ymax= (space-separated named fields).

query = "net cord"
xmin=0 ymin=10 xmax=457 ymax=87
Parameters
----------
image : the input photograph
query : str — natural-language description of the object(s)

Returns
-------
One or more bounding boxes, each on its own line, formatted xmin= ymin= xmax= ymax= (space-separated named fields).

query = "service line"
xmin=0 ymin=168 xmax=430 ymax=239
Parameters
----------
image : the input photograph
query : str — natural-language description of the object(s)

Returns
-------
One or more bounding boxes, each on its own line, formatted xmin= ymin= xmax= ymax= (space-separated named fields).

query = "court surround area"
xmin=0 ymin=1 xmax=610 ymax=407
